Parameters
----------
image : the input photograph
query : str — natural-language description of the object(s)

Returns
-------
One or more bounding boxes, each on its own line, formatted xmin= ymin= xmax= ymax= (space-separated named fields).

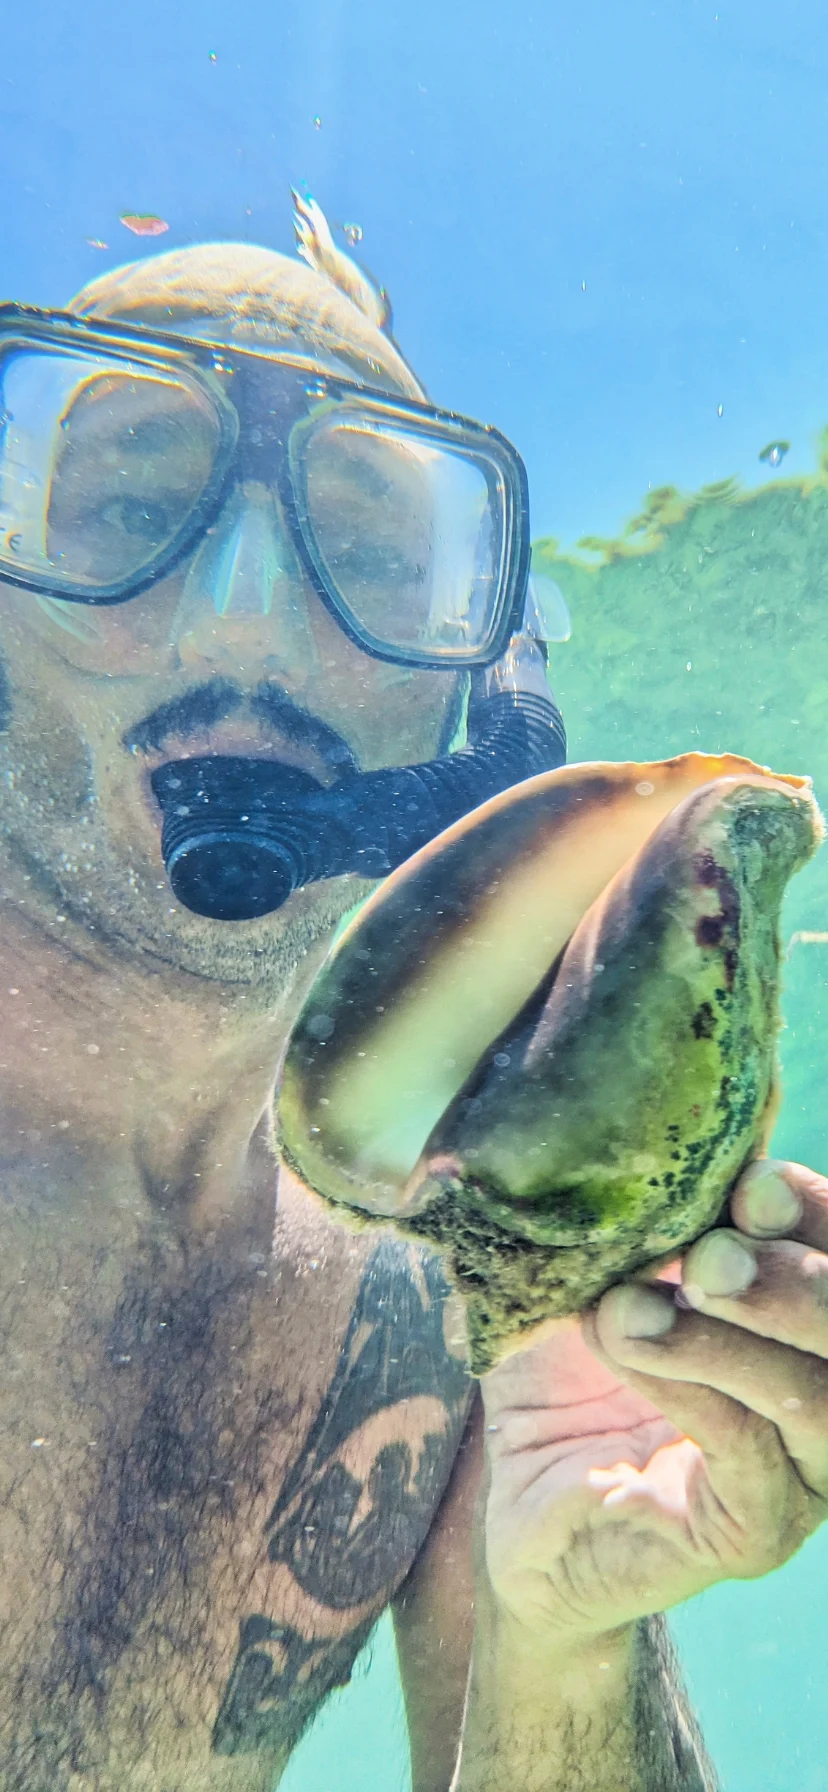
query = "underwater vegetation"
xmin=534 ymin=452 xmax=828 ymax=1173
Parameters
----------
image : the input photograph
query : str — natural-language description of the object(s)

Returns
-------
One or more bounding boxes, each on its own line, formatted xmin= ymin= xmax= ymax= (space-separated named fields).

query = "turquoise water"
xmin=4 ymin=1 xmax=828 ymax=1787
xmin=281 ymin=1617 xmax=409 ymax=1792
xmin=279 ymin=1575 xmax=828 ymax=1792
xmin=283 ymin=1541 xmax=828 ymax=1792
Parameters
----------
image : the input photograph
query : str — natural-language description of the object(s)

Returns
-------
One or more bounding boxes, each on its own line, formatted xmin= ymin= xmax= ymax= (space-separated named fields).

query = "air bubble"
xmin=307 ymin=1012 xmax=335 ymax=1040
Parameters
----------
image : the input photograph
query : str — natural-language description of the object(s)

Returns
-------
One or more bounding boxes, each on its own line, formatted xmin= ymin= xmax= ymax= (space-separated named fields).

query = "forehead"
xmin=144 ymin=313 xmax=397 ymax=389
xmin=69 ymin=242 xmax=425 ymax=400
xmin=24 ymin=308 xmax=414 ymax=462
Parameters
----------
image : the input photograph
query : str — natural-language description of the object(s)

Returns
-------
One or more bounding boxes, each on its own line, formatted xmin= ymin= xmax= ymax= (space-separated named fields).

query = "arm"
xmin=214 ymin=1167 xmax=473 ymax=1777
xmin=393 ymin=1388 xmax=714 ymax=1791
xmin=393 ymin=1390 xmax=484 ymax=1792
xmin=455 ymin=1608 xmax=717 ymax=1792
xmin=452 ymin=1158 xmax=828 ymax=1790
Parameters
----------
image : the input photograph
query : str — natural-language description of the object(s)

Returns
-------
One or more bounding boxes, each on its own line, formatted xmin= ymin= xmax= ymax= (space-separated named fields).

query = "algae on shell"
xmin=280 ymin=755 xmax=822 ymax=1373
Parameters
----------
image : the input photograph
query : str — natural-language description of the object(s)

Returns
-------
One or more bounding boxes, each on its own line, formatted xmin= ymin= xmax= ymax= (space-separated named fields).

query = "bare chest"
xmin=0 ymin=1192 xmax=468 ymax=1789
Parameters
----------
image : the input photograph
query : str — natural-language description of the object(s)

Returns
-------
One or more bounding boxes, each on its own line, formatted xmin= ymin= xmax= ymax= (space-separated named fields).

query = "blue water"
xmin=5 ymin=1 xmax=828 ymax=1785
xmin=281 ymin=1617 xmax=409 ymax=1792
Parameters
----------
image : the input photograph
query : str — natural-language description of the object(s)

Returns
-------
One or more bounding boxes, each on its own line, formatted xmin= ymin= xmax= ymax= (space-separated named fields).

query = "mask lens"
xmin=0 ymin=342 xmax=225 ymax=597
xmin=296 ymin=412 xmax=508 ymax=660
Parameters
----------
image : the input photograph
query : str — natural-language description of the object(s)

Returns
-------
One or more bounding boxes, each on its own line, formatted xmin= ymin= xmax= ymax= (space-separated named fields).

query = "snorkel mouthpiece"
xmin=153 ymin=759 xmax=338 ymax=921
xmin=151 ymin=687 xmax=567 ymax=922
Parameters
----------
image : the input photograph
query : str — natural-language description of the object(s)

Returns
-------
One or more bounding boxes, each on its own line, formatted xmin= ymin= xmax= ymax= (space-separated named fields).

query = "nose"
xmin=171 ymin=481 xmax=321 ymax=679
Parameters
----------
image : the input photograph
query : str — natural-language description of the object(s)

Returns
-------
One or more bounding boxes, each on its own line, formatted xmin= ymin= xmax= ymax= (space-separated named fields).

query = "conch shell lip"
xmin=279 ymin=749 xmax=823 ymax=1371
xmin=280 ymin=752 xmax=820 ymax=1222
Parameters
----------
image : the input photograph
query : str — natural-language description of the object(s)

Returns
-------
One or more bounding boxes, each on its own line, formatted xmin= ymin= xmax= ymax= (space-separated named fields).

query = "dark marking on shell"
xmin=691 ymin=1001 xmax=716 ymax=1039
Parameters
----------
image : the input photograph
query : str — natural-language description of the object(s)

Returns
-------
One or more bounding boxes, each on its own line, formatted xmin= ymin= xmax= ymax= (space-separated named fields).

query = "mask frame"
xmin=0 ymin=303 xmax=532 ymax=670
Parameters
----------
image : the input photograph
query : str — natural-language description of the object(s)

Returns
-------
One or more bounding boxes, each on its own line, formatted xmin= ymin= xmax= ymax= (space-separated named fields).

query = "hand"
xmin=480 ymin=1159 xmax=828 ymax=1647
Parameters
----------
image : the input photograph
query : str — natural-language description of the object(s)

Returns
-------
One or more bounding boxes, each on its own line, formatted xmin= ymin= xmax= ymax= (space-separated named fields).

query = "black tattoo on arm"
xmin=213 ymin=1237 xmax=471 ymax=1758
xmin=212 ymin=1613 xmax=376 ymax=1758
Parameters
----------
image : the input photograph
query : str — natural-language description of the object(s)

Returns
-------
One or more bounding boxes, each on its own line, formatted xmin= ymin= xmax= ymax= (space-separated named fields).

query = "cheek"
xmin=376 ymin=669 xmax=460 ymax=763
xmin=307 ymin=610 xmax=459 ymax=765
xmin=0 ymin=683 xmax=94 ymax=824
xmin=0 ymin=580 xmax=180 ymax=678
xmin=0 ymin=603 xmax=105 ymax=821
xmin=0 ymin=656 xmax=10 ymax=730
xmin=336 ymin=671 xmax=457 ymax=766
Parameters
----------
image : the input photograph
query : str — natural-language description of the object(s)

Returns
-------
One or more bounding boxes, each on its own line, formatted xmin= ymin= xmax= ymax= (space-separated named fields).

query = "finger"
xmin=584 ymin=1303 xmax=803 ymax=1546
xmin=680 ymin=1229 xmax=828 ymax=1359
xmin=590 ymin=1286 xmax=828 ymax=1499
xmin=731 ymin=1158 xmax=828 ymax=1249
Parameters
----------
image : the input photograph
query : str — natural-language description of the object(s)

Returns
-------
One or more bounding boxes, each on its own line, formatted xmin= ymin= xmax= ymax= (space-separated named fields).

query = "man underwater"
xmin=0 ymin=195 xmax=826 ymax=1791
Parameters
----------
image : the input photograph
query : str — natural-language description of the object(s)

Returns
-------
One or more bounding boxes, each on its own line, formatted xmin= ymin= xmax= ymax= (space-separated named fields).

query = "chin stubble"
xmin=0 ymin=658 xmax=367 ymax=995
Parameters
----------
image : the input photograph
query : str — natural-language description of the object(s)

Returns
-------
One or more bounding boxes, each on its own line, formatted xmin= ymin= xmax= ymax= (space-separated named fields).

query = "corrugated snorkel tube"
xmin=152 ymin=676 xmax=567 ymax=921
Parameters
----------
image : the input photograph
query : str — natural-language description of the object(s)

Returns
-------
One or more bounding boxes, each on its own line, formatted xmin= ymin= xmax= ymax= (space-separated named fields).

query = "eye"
xmin=330 ymin=541 xmax=427 ymax=585
xmin=98 ymin=496 xmax=173 ymax=541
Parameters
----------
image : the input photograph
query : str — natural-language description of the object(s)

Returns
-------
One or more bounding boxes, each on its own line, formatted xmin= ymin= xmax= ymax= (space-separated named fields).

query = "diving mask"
xmin=0 ymin=304 xmax=531 ymax=669
xmin=0 ymin=302 xmax=567 ymax=920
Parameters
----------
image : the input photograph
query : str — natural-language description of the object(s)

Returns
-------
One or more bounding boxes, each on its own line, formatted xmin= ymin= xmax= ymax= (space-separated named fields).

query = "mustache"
xmin=122 ymin=677 xmax=358 ymax=775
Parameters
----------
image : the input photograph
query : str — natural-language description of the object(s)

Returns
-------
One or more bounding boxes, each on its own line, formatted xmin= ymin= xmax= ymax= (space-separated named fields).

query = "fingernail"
xmin=601 ymin=1284 xmax=677 ymax=1340
xmin=683 ymin=1231 xmax=757 ymax=1301
xmin=738 ymin=1162 xmax=801 ymax=1235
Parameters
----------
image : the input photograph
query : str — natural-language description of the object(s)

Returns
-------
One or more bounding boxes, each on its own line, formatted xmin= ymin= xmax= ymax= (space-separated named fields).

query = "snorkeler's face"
xmin=0 ymin=402 xmax=459 ymax=985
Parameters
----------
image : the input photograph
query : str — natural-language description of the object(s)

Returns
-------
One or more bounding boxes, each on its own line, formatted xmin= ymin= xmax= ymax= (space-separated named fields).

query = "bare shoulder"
xmin=212 ymin=1164 xmax=472 ymax=1762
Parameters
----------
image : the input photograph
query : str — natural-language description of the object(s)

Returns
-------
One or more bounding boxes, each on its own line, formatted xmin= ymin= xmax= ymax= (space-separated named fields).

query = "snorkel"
xmin=66 ymin=198 xmax=568 ymax=921
xmin=151 ymin=609 xmax=567 ymax=919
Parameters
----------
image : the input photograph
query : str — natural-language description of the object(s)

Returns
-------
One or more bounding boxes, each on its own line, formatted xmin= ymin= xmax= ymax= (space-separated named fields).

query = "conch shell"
xmin=279 ymin=754 xmax=823 ymax=1371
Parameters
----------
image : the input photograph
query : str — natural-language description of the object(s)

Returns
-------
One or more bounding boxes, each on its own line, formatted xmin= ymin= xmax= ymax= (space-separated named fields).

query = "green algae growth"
xmin=533 ymin=459 xmax=828 ymax=1174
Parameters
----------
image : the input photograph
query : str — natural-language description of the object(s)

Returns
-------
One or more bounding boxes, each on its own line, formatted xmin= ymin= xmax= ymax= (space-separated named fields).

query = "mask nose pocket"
xmin=182 ymin=480 xmax=298 ymax=617
xmin=171 ymin=481 xmax=320 ymax=674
